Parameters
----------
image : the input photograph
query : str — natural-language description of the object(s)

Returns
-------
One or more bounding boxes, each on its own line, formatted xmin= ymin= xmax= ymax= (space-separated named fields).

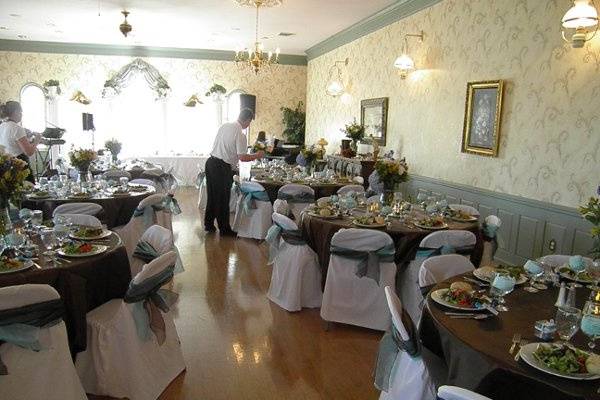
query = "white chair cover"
xmin=321 ymin=228 xmax=396 ymax=331
xmin=102 ymin=170 xmax=132 ymax=180
xmin=129 ymin=224 xmax=178 ymax=277
xmin=198 ymin=177 xmax=238 ymax=214
xmin=273 ymin=199 xmax=289 ymax=215
xmin=353 ymin=176 xmax=364 ymax=184
xmin=0 ymin=284 xmax=87 ymax=400
xmin=233 ymin=181 xmax=273 ymax=240
xmin=379 ymin=286 xmax=436 ymax=400
xmin=317 ymin=196 xmax=331 ymax=206
xmin=267 ymin=213 xmax=322 ymax=311
xmin=449 ymin=204 xmax=480 ymax=217
xmin=367 ymin=195 xmax=381 ymax=204
xmin=419 ymin=254 xmax=475 ymax=287
xmin=61 ymin=213 xmax=102 ymax=227
xmin=130 ymin=178 xmax=157 ymax=189
xmin=538 ymin=254 xmax=594 ymax=268
xmin=337 ymin=184 xmax=365 ymax=196
xmin=437 ymin=386 xmax=492 ymax=400
xmin=75 ymin=252 xmax=185 ymax=400
xmin=53 ymin=202 xmax=103 ymax=217
xmin=420 ymin=230 xmax=477 ymax=249
xmin=277 ymin=184 xmax=315 ymax=221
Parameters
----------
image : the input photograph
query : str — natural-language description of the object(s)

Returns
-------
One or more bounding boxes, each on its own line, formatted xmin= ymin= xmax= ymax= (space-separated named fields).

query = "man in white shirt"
xmin=205 ymin=108 xmax=264 ymax=235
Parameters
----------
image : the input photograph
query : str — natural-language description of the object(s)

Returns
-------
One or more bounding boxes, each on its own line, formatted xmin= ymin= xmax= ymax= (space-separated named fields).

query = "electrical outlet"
xmin=549 ymin=239 xmax=556 ymax=252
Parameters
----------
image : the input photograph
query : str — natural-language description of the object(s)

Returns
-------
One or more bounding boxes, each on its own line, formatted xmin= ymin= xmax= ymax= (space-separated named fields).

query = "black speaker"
xmin=82 ymin=113 xmax=95 ymax=131
xmin=240 ymin=94 xmax=256 ymax=119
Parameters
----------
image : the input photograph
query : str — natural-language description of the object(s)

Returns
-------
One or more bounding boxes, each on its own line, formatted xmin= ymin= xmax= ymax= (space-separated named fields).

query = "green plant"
xmin=579 ymin=196 xmax=600 ymax=259
xmin=280 ymin=101 xmax=305 ymax=144
xmin=205 ymin=84 xmax=227 ymax=97
xmin=105 ymin=138 xmax=123 ymax=157
xmin=342 ymin=119 xmax=365 ymax=142
xmin=43 ymin=79 xmax=61 ymax=94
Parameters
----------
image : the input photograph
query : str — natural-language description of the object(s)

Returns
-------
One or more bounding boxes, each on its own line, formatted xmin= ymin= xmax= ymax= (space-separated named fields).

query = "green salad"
xmin=496 ymin=265 xmax=525 ymax=280
xmin=558 ymin=266 xmax=593 ymax=282
xmin=533 ymin=344 xmax=588 ymax=374
xmin=74 ymin=227 xmax=103 ymax=238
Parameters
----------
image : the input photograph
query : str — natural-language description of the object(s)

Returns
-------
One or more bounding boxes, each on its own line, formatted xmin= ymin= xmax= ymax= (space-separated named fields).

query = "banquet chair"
xmin=337 ymin=184 xmax=365 ymax=196
xmin=0 ymin=284 xmax=87 ymax=400
xmin=102 ymin=170 xmax=132 ymax=181
xmin=376 ymin=286 xmax=436 ymax=400
xmin=399 ymin=230 xmax=477 ymax=324
xmin=75 ymin=252 xmax=185 ymax=400
xmin=233 ymin=181 xmax=273 ymax=240
xmin=538 ymin=254 xmax=594 ymax=268
xmin=130 ymin=178 xmax=157 ymax=189
xmin=321 ymin=228 xmax=396 ymax=331
xmin=60 ymin=213 xmax=102 ymax=228
xmin=419 ymin=254 xmax=475 ymax=287
xmin=353 ymin=176 xmax=364 ymax=185
xmin=448 ymin=204 xmax=480 ymax=216
xmin=53 ymin=202 xmax=103 ymax=217
xmin=437 ymin=386 xmax=492 ymax=400
xmin=367 ymin=195 xmax=381 ymax=204
xmin=480 ymin=215 xmax=502 ymax=267
xmin=273 ymin=199 xmax=289 ymax=215
xmin=129 ymin=224 xmax=183 ymax=277
xmin=266 ymin=213 xmax=322 ymax=311
xmin=198 ymin=176 xmax=239 ymax=214
xmin=277 ymin=184 xmax=315 ymax=221
xmin=317 ymin=196 xmax=331 ymax=206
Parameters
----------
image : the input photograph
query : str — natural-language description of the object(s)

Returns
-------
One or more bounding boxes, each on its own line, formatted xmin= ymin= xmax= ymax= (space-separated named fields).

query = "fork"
xmin=514 ymin=339 xmax=529 ymax=361
xmin=509 ymin=333 xmax=522 ymax=354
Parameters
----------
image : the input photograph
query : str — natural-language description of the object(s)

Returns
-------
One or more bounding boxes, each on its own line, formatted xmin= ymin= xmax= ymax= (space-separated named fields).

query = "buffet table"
xmin=421 ymin=273 xmax=600 ymax=400
xmin=138 ymin=155 xmax=208 ymax=186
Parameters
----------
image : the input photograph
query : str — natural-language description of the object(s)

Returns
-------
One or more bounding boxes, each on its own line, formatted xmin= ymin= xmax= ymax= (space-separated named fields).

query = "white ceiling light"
xmin=394 ymin=31 xmax=424 ymax=79
xmin=325 ymin=58 xmax=349 ymax=97
xmin=561 ymin=0 xmax=599 ymax=48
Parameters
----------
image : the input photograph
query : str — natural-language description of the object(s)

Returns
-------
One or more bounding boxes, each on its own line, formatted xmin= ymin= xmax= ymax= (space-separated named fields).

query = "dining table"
xmin=21 ymin=184 xmax=156 ymax=228
xmin=252 ymin=178 xmax=354 ymax=203
xmin=420 ymin=272 xmax=600 ymax=400
xmin=0 ymin=231 xmax=131 ymax=354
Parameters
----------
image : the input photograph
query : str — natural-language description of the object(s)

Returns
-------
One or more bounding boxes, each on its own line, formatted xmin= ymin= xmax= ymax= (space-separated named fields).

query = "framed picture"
xmin=461 ymin=80 xmax=504 ymax=157
xmin=360 ymin=97 xmax=388 ymax=146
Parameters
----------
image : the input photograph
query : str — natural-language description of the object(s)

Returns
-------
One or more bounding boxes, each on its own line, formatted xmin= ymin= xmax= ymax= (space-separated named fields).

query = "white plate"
xmin=429 ymin=288 xmax=487 ymax=311
xmin=558 ymin=269 xmax=594 ymax=284
xmin=306 ymin=212 xmax=339 ymax=219
xmin=519 ymin=343 xmax=600 ymax=380
xmin=352 ymin=221 xmax=387 ymax=228
xmin=27 ymin=193 xmax=52 ymax=200
xmin=414 ymin=222 xmax=449 ymax=230
xmin=112 ymin=191 xmax=131 ymax=197
xmin=472 ymin=268 xmax=529 ymax=285
xmin=58 ymin=244 xmax=108 ymax=258
xmin=0 ymin=259 xmax=34 ymax=274
xmin=69 ymin=229 xmax=112 ymax=240
xmin=450 ymin=216 xmax=478 ymax=222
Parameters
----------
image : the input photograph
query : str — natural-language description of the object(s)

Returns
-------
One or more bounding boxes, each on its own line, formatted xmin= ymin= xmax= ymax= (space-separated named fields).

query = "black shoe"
xmin=219 ymin=229 xmax=237 ymax=237
xmin=205 ymin=226 xmax=216 ymax=233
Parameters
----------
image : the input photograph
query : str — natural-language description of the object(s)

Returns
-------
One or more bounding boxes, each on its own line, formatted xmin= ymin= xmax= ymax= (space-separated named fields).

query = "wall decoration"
xmin=461 ymin=80 xmax=504 ymax=157
xmin=102 ymin=58 xmax=171 ymax=100
xmin=360 ymin=97 xmax=388 ymax=146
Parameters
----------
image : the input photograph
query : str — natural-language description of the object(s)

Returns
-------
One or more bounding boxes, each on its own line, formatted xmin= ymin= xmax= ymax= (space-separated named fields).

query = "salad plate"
xmin=520 ymin=343 xmax=600 ymax=380
xmin=0 ymin=257 xmax=34 ymax=274
xmin=28 ymin=191 xmax=52 ymax=199
xmin=58 ymin=243 xmax=108 ymax=258
xmin=557 ymin=267 xmax=595 ymax=284
xmin=352 ymin=215 xmax=387 ymax=228
xmin=69 ymin=227 xmax=112 ymax=240
xmin=473 ymin=266 xmax=528 ymax=285
xmin=450 ymin=215 xmax=478 ymax=222
xmin=414 ymin=221 xmax=449 ymax=230
xmin=128 ymin=184 xmax=149 ymax=193
xmin=430 ymin=288 xmax=487 ymax=311
xmin=352 ymin=221 xmax=387 ymax=228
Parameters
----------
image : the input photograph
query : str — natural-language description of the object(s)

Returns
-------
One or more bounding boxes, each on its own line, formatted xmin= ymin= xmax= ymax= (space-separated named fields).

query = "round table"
xmin=300 ymin=210 xmax=482 ymax=283
xmin=420 ymin=273 xmax=600 ymax=400
xmin=22 ymin=185 xmax=155 ymax=228
xmin=0 ymin=231 xmax=130 ymax=353
xmin=253 ymin=179 xmax=355 ymax=203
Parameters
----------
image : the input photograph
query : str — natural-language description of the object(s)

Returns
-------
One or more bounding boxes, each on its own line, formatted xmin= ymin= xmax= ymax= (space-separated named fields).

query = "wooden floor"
xmin=116 ymin=188 xmax=381 ymax=399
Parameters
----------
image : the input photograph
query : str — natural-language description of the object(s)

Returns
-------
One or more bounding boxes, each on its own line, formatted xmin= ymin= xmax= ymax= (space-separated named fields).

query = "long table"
xmin=138 ymin=155 xmax=208 ymax=186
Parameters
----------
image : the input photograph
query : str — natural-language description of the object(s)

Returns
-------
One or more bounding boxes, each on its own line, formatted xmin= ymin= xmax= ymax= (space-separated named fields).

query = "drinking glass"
xmin=524 ymin=260 xmax=546 ymax=292
xmin=31 ymin=210 xmax=43 ymax=230
xmin=119 ymin=177 xmax=129 ymax=190
xmin=5 ymin=232 xmax=26 ymax=249
xmin=19 ymin=208 xmax=33 ymax=229
xmin=40 ymin=229 xmax=58 ymax=267
xmin=425 ymin=196 xmax=437 ymax=215
xmin=38 ymin=176 xmax=49 ymax=190
xmin=581 ymin=301 xmax=600 ymax=350
xmin=555 ymin=306 xmax=581 ymax=342
xmin=416 ymin=190 xmax=428 ymax=209
xmin=489 ymin=271 xmax=516 ymax=311
xmin=0 ymin=237 xmax=6 ymax=256
xmin=588 ymin=260 xmax=600 ymax=287
xmin=436 ymin=196 xmax=448 ymax=212
xmin=53 ymin=224 xmax=70 ymax=246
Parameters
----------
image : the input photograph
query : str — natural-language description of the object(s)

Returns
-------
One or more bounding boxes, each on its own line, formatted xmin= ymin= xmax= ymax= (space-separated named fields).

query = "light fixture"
xmin=317 ymin=138 xmax=328 ymax=154
xmin=119 ymin=10 xmax=132 ymax=37
xmin=394 ymin=31 xmax=424 ymax=79
xmin=234 ymin=0 xmax=282 ymax=74
xmin=70 ymin=90 xmax=91 ymax=105
xmin=325 ymin=58 xmax=349 ymax=97
xmin=562 ymin=0 xmax=598 ymax=48
xmin=184 ymin=94 xmax=204 ymax=107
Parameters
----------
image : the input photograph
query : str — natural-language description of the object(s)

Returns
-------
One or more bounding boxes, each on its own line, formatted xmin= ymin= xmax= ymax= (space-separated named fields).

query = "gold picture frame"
xmin=461 ymin=80 xmax=504 ymax=157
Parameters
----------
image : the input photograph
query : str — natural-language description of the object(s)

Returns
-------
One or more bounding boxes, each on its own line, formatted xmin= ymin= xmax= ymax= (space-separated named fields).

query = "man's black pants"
xmin=204 ymin=156 xmax=234 ymax=231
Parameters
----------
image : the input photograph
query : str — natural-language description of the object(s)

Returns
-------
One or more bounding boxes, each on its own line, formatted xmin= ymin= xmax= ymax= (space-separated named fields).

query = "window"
xmin=225 ymin=89 xmax=245 ymax=123
xmin=20 ymin=83 xmax=46 ymax=133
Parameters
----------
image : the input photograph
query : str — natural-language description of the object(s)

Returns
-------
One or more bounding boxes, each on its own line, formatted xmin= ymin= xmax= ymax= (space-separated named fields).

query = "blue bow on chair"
xmin=330 ymin=243 xmax=396 ymax=284
xmin=265 ymin=223 xmax=306 ymax=264
xmin=240 ymin=187 xmax=270 ymax=214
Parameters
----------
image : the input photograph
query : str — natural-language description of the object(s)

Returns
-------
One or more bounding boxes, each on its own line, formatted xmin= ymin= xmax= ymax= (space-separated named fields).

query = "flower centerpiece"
xmin=105 ymin=139 xmax=123 ymax=162
xmin=296 ymin=145 xmax=320 ymax=173
xmin=374 ymin=158 xmax=409 ymax=204
xmin=342 ymin=119 xmax=365 ymax=153
xmin=0 ymin=151 xmax=30 ymax=234
xmin=579 ymin=192 xmax=600 ymax=260
xmin=251 ymin=141 xmax=267 ymax=154
xmin=205 ymin=84 xmax=227 ymax=101
xmin=69 ymin=148 xmax=98 ymax=182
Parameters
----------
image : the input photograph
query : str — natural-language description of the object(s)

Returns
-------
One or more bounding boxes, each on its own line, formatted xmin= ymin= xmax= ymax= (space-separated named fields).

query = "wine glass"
xmin=31 ymin=210 xmax=43 ymax=231
xmin=19 ymin=208 xmax=33 ymax=235
xmin=40 ymin=229 xmax=58 ymax=267
xmin=581 ymin=301 xmax=600 ymax=350
xmin=53 ymin=224 xmax=70 ymax=246
xmin=0 ymin=236 xmax=6 ymax=256
xmin=524 ymin=260 xmax=546 ymax=293
xmin=425 ymin=196 xmax=437 ymax=215
xmin=416 ymin=190 xmax=428 ymax=210
xmin=5 ymin=232 xmax=26 ymax=250
xmin=489 ymin=271 xmax=516 ymax=311
xmin=555 ymin=306 xmax=581 ymax=342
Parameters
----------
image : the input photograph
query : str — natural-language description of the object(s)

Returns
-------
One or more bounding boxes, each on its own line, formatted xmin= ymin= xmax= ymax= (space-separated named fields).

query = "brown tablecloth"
xmin=0 ymin=232 xmax=131 ymax=353
xmin=254 ymin=180 xmax=349 ymax=203
xmin=420 ymin=273 xmax=599 ymax=400
xmin=22 ymin=187 xmax=155 ymax=228
xmin=300 ymin=212 xmax=482 ymax=283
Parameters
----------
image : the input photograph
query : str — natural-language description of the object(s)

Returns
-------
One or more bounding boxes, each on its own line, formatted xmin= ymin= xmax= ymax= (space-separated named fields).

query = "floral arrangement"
xmin=105 ymin=138 xmax=123 ymax=160
xmin=579 ymin=191 xmax=600 ymax=259
xmin=69 ymin=148 xmax=98 ymax=172
xmin=251 ymin=141 xmax=267 ymax=154
xmin=0 ymin=151 xmax=30 ymax=207
xmin=342 ymin=119 xmax=365 ymax=142
xmin=205 ymin=84 xmax=227 ymax=97
xmin=43 ymin=79 xmax=61 ymax=95
xmin=296 ymin=145 xmax=319 ymax=167
xmin=374 ymin=158 xmax=409 ymax=190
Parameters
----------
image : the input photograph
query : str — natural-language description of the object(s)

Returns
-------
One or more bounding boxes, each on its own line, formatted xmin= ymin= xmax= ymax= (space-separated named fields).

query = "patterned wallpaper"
xmin=0 ymin=51 xmax=306 ymax=143
xmin=306 ymin=0 xmax=600 ymax=209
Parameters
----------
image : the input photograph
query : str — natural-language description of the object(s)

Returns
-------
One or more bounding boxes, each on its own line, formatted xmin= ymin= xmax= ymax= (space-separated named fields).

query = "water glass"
xmin=40 ymin=229 xmax=58 ymax=267
xmin=119 ymin=177 xmax=129 ymax=190
xmin=490 ymin=271 xmax=516 ymax=311
xmin=53 ymin=224 xmax=70 ymax=245
xmin=5 ymin=232 xmax=26 ymax=249
xmin=19 ymin=208 xmax=33 ymax=228
xmin=555 ymin=306 xmax=581 ymax=342
xmin=31 ymin=210 xmax=43 ymax=229
xmin=524 ymin=260 xmax=546 ymax=292
xmin=416 ymin=190 xmax=428 ymax=209
xmin=581 ymin=301 xmax=600 ymax=350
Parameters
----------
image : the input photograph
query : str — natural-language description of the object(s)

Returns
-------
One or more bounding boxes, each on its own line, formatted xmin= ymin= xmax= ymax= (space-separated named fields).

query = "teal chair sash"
xmin=330 ymin=243 xmax=395 ymax=284
xmin=240 ymin=187 xmax=270 ymax=215
xmin=265 ymin=223 xmax=306 ymax=264
xmin=133 ymin=240 xmax=184 ymax=274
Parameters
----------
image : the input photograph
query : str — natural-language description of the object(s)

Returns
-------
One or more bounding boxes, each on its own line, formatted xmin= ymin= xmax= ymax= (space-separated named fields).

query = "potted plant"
xmin=280 ymin=102 xmax=305 ymax=145
xmin=0 ymin=150 xmax=30 ymax=234
xmin=579 ymin=192 xmax=600 ymax=264
xmin=342 ymin=119 xmax=365 ymax=153
xmin=43 ymin=79 xmax=61 ymax=99
xmin=105 ymin=139 xmax=123 ymax=163
xmin=205 ymin=84 xmax=227 ymax=101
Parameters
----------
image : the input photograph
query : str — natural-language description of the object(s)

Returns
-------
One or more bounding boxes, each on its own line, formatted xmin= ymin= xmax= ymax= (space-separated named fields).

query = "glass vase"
xmin=0 ymin=202 xmax=12 ymax=236
xmin=77 ymin=168 xmax=91 ymax=183
xmin=350 ymin=140 xmax=358 ymax=153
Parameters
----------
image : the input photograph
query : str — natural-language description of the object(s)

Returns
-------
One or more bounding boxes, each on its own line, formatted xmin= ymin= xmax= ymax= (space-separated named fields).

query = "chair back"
xmin=138 ymin=193 xmax=167 ymax=209
xmin=538 ymin=254 xmax=594 ymax=268
xmin=272 ymin=212 xmax=298 ymax=231
xmin=130 ymin=178 xmax=157 ymax=188
xmin=316 ymin=197 xmax=330 ymax=206
xmin=53 ymin=202 xmax=103 ymax=217
xmin=331 ymin=228 xmax=393 ymax=251
xmin=273 ymin=199 xmax=289 ymax=215
xmin=241 ymin=181 xmax=266 ymax=193
xmin=419 ymin=254 xmax=475 ymax=287
xmin=449 ymin=204 xmax=480 ymax=216
xmin=437 ymin=386 xmax=492 ymax=400
xmin=61 ymin=214 xmax=102 ymax=227
xmin=353 ymin=176 xmax=364 ymax=185
xmin=0 ymin=284 xmax=60 ymax=310
xmin=278 ymin=184 xmax=315 ymax=202
xmin=420 ymin=230 xmax=476 ymax=249
xmin=102 ymin=170 xmax=132 ymax=180
xmin=384 ymin=286 xmax=410 ymax=341
xmin=140 ymin=225 xmax=174 ymax=255
xmin=133 ymin=251 xmax=177 ymax=285
xmin=367 ymin=195 xmax=380 ymax=204
xmin=337 ymin=184 xmax=365 ymax=196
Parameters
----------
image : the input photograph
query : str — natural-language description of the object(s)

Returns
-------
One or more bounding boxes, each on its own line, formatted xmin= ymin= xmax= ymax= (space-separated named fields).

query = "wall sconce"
xmin=70 ymin=90 xmax=91 ymax=105
xmin=561 ymin=0 xmax=598 ymax=48
xmin=184 ymin=94 xmax=204 ymax=107
xmin=394 ymin=31 xmax=424 ymax=79
xmin=325 ymin=58 xmax=349 ymax=97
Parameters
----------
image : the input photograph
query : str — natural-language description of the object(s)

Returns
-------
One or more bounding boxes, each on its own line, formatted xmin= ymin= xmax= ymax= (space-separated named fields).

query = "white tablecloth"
xmin=138 ymin=156 xmax=208 ymax=186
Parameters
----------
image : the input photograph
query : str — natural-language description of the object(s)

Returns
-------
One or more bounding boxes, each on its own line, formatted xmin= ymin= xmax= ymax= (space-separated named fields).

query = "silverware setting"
xmin=514 ymin=339 xmax=528 ymax=362
xmin=449 ymin=314 xmax=492 ymax=320
xmin=463 ymin=277 xmax=489 ymax=287
xmin=509 ymin=333 xmax=522 ymax=355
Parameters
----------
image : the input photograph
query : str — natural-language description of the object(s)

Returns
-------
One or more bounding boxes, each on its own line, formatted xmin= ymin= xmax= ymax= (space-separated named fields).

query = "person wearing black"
xmin=204 ymin=108 xmax=264 ymax=235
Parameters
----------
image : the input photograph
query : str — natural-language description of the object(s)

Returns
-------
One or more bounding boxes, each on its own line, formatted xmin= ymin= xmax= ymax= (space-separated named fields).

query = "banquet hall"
xmin=0 ymin=0 xmax=599 ymax=399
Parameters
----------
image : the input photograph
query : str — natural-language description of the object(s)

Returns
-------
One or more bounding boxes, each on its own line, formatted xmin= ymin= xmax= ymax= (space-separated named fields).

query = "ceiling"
xmin=0 ymin=0 xmax=396 ymax=55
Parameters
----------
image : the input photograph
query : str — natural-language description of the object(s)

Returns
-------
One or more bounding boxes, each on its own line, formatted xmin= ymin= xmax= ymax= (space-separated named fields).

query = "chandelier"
xmin=234 ymin=0 xmax=282 ymax=73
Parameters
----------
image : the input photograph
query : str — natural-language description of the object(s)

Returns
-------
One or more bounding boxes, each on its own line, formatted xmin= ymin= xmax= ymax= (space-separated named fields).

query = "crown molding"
xmin=305 ymin=0 xmax=442 ymax=60
xmin=0 ymin=39 xmax=308 ymax=66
